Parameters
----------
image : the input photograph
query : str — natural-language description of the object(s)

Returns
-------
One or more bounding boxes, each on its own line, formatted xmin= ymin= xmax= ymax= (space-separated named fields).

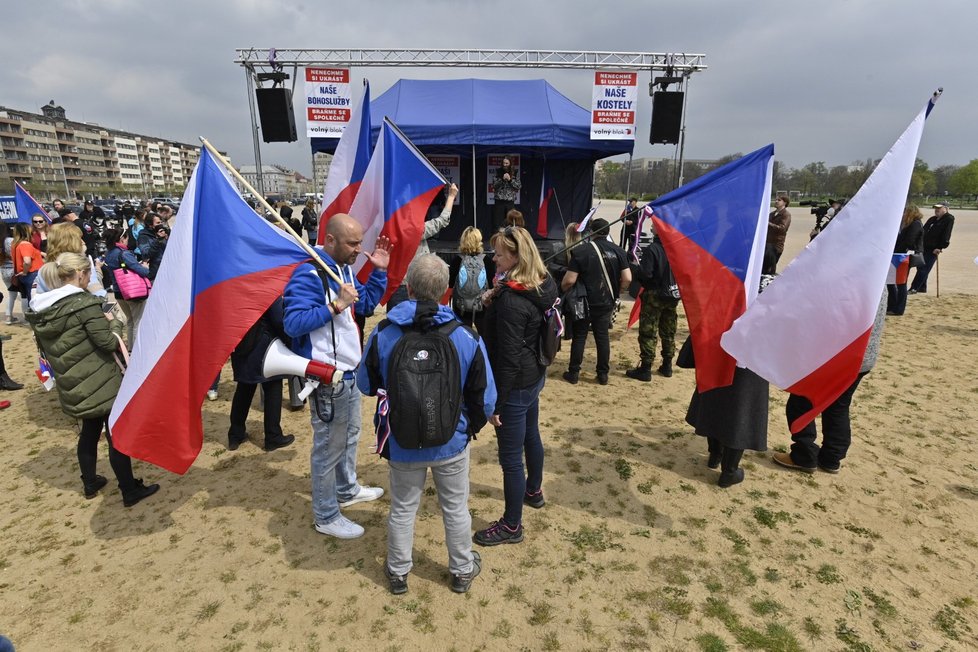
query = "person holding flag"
xmin=283 ymin=214 xmax=391 ymax=540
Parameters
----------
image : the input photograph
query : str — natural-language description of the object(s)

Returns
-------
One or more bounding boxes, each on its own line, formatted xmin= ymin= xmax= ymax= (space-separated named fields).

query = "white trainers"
xmin=206 ymin=390 xmax=218 ymax=401
xmin=314 ymin=515 xmax=365 ymax=539
xmin=339 ymin=485 xmax=384 ymax=508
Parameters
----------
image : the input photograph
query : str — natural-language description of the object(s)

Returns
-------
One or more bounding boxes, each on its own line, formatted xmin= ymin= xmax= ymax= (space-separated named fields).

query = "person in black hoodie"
xmin=475 ymin=226 xmax=558 ymax=547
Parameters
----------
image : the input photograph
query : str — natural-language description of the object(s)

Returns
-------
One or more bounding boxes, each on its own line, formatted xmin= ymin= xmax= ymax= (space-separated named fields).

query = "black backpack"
xmin=385 ymin=319 xmax=464 ymax=449
xmin=536 ymin=297 xmax=564 ymax=366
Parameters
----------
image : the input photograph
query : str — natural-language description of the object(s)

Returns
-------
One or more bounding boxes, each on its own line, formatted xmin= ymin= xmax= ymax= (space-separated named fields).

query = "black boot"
xmin=657 ymin=358 xmax=673 ymax=378
xmin=82 ymin=474 xmax=108 ymax=499
xmin=264 ymin=433 xmax=295 ymax=452
xmin=625 ymin=363 xmax=653 ymax=382
xmin=717 ymin=447 xmax=745 ymax=488
xmin=122 ymin=479 xmax=160 ymax=507
xmin=706 ymin=437 xmax=722 ymax=470
xmin=0 ymin=373 xmax=23 ymax=390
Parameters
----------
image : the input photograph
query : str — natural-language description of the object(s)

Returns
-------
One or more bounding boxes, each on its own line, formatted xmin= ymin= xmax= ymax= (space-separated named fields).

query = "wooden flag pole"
xmin=198 ymin=137 xmax=343 ymax=285
xmin=936 ymin=254 xmax=940 ymax=298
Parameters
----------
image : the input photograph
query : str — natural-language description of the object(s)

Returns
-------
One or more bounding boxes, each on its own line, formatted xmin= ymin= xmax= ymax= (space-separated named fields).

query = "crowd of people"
xmin=2 ymin=186 xmax=942 ymax=597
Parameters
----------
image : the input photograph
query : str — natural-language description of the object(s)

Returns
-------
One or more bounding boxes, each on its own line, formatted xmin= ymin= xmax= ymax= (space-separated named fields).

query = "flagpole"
xmin=936 ymin=255 xmax=940 ymax=298
xmin=384 ymin=118 xmax=448 ymax=185
xmin=542 ymin=205 xmax=645 ymax=264
xmin=199 ymin=138 xmax=343 ymax=285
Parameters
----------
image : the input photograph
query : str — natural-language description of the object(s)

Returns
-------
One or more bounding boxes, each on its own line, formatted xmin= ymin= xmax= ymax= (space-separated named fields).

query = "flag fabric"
xmin=36 ymin=355 xmax=55 ymax=391
xmin=109 ymin=148 xmax=312 ymax=474
xmin=649 ymin=144 xmax=774 ymax=392
xmin=627 ymin=287 xmax=644 ymax=329
xmin=347 ymin=118 xmax=446 ymax=304
xmin=14 ymin=181 xmax=51 ymax=224
xmin=536 ymin=167 xmax=554 ymax=237
xmin=575 ymin=205 xmax=599 ymax=233
xmin=887 ymin=253 xmax=911 ymax=285
xmin=721 ymin=96 xmax=936 ymax=433
xmin=629 ymin=204 xmax=654 ymax=261
xmin=318 ymin=82 xmax=372 ymax=244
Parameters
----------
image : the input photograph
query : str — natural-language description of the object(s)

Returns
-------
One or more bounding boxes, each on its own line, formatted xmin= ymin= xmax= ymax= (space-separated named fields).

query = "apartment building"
xmin=0 ymin=101 xmax=201 ymax=198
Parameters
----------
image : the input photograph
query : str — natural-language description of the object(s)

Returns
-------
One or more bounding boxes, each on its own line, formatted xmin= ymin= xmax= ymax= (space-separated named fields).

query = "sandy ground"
xmin=0 ymin=205 xmax=976 ymax=651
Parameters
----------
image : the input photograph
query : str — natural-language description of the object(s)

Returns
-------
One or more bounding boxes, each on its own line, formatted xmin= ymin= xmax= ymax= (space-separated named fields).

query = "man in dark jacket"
xmin=626 ymin=222 xmax=679 ymax=381
xmin=358 ymin=254 xmax=496 ymax=595
xmin=560 ymin=219 xmax=632 ymax=385
xmin=909 ymin=202 xmax=955 ymax=294
xmin=763 ymin=195 xmax=791 ymax=274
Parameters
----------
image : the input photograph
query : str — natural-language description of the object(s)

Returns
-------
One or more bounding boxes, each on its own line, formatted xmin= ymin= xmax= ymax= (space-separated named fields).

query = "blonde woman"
xmin=474 ymin=226 xmax=558 ymax=547
xmin=36 ymin=222 xmax=106 ymax=297
xmin=449 ymin=226 xmax=490 ymax=330
xmin=26 ymin=253 xmax=159 ymax=505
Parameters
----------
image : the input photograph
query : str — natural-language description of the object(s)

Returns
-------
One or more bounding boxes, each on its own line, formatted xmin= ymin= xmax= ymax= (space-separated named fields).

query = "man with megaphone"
xmin=283 ymin=214 xmax=391 ymax=540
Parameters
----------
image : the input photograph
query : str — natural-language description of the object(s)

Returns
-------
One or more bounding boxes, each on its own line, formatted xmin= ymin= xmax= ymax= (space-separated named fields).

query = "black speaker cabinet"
xmin=649 ymin=91 xmax=684 ymax=145
xmin=256 ymin=88 xmax=298 ymax=143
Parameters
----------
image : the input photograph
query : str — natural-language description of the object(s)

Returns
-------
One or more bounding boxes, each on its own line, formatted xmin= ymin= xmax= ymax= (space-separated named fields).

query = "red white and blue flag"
xmin=14 ymin=181 xmax=51 ymax=225
xmin=575 ymin=205 xmax=599 ymax=233
xmin=721 ymin=93 xmax=939 ymax=432
xmin=36 ymin=355 xmax=55 ymax=391
xmin=650 ymin=144 xmax=774 ymax=392
xmin=629 ymin=204 xmax=654 ymax=261
xmin=536 ymin=167 xmax=554 ymax=237
xmin=109 ymin=148 xmax=311 ymax=474
xmin=318 ymin=81 xmax=372 ymax=244
xmin=348 ymin=118 xmax=446 ymax=304
xmin=887 ymin=253 xmax=911 ymax=285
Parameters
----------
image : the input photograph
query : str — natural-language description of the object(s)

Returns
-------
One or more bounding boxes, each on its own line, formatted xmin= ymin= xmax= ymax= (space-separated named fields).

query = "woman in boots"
xmin=26 ymin=253 xmax=159 ymax=505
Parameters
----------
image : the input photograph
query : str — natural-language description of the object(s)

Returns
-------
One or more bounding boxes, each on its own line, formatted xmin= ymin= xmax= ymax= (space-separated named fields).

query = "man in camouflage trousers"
xmin=626 ymin=223 xmax=680 ymax=381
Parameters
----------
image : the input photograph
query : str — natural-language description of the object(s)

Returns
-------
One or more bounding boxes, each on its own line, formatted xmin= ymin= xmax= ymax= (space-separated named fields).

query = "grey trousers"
xmin=387 ymin=447 xmax=474 ymax=576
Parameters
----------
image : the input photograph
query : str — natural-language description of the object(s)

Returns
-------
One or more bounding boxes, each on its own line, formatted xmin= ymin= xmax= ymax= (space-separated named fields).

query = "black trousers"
xmin=568 ymin=305 xmax=614 ymax=375
xmin=79 ymin=417 xmax=135 ymax=489
xmin=229 ymin=380 xmax=283 ymax=441
xmin=492 ymin=200 xmax=515 ymax=231
xmin=785 ymin=372 xmax=866 ymax=468
xmin=762 ymin=243 xmax=783 ymax=275
xmin=707 ymin=436 xmax=744 ymax=472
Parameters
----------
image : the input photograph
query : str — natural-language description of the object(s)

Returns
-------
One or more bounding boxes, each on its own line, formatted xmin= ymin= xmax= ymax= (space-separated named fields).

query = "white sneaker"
xmin=206 ymin=390 xmax=218 ymax=401
xmin=339 ymin=485 xmax=384 ymax=508
xmin=314 ymin=515 xmax=364 ymax=539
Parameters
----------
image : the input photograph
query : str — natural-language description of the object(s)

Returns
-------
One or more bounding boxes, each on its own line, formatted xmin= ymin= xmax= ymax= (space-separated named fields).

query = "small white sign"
xmin=590 ymin=70 xmax=638 ymax=140
xmin=429 ymin=156 xmax=461 ymax=205
xmin=304 ymin=67 xmax=353 ymax=138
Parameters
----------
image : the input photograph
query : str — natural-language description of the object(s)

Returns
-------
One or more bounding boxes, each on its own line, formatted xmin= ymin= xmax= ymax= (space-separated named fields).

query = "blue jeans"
xmin=495 ymin=374 xmax=546 ymax=527
xmin=310 ymin=378 xmax=362 ymax=525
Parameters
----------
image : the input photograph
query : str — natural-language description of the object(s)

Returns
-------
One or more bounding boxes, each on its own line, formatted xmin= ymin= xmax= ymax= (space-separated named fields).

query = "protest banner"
xmin=304 ymin=68 xmax=353 ymax=138
xmin=590 ymin=71 xmax=638 ymax=140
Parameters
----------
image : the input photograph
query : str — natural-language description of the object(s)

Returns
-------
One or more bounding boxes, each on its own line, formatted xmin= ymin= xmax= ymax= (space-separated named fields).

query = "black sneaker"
xmin=228 ymin=434 xmax=247 ymax=451
xmin=562 ymin=371 xmax=579 ymax=385
xmin=451 ymin=551 xmax=481 ymax=593
xmin=524 ymin=491 xmax=545 ymax=509
xmin=122 ymin=479 xmax=160 ymax=507
xmin=83 ymin=475 xmax=108 ymax=499
xmin=384 ymin=563 xmax=408 ymax=595
xmin=474 ymin=520 xmax=524 ymax=546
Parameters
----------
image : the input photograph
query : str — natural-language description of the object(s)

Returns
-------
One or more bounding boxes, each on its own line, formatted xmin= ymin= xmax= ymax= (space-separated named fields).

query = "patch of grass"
xmin=615 ymin=458 xmax=634 ymax=481
xmin=528 ymin=601 xmax=555 ymax=626
xmin=752 ymin=506 xmax=794 ymax=529
xmin=503 ymin=584 xmax=525 ymax=602
xmin=815 ymin=564 xmax=842 ymax=584
xmin=749 ymin=597 xmax=783 ymax=616
xmin=541 ymin=631 xmax=561 ymax=650
xmin=564 ymin=523 xmax=623 ymax=552
xmin=703 ymin=597 xmax=801 ymax=651
xmin=802 ymin=616 xmax=823 ymax=643
xmin=844 ymin=524 xmax=882 ymax=540
xmin=490 ymin=619 xmax=512 ymax=639
xmin=695 ymin=633 xmax=729 ymax=652
xmin=933 ymin=604 xmax=971 ymax=641
xmin=720 ymin=528 xmax=749 ymax=555
xmin=196 ymin=600 xmax=221 ymax=622
xmin=862 ymin=586 xmax=897 ymax=619
xmin=835 ymin=619 xmax=871 ymax=651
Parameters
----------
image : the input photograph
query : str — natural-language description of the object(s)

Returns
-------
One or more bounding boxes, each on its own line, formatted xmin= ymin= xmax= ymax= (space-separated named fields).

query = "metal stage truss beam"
xmin=234 ymin=48 xmax=707 ymax=72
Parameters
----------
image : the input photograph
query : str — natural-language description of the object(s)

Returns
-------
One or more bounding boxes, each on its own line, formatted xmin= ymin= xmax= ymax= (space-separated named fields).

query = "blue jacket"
xmin=283 ymin=248 xmax=386 ymax=370
xmin=358 ymin=300 xmax=496 ymax=463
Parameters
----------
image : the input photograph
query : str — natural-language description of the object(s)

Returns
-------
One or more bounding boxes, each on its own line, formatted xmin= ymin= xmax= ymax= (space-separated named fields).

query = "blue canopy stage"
xmin=311 ymin=78 xmax=634 ymax=241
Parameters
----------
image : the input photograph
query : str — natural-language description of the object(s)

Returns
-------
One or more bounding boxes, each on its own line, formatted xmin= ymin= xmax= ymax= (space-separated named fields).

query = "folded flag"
xmin=347 ymin=118 xmax=446 ymax=304
xmin=721 ymin=93 xmax=939 ymax=433
xmin=14 ymin=181 xmax=51 ymax=225
xmin=537 ymin=167 xmax=554 ymax=237
xmin=318 ymin=81 xmax=372 ymax=244
xmin=109 ymin=147 xmax=312 ymax=474
xmin=649 ymin=144 xmax=774 ymax=392
xmin=36 ymin=355 xmax=55 ymax=391
xmin=887 ymin=253 xmax=911 ymax=285
xmin=575 ymin=205 xmax=599 ymax=233
xmin=627 ymin=287 xmax=644 ymax=329
xmin=628 ymin=204 xmax=654 ymax=261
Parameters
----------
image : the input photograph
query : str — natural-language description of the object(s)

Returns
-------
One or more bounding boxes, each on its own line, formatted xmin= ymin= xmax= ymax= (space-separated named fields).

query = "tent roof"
xmin=311 ymin=78 xmax=634 ymax=159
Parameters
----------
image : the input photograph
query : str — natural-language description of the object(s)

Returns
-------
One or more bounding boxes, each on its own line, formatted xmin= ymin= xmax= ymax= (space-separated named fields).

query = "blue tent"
xmin=311 ymin=78 xmax=634 ymax=160
xmin=310 ymin=79 xmax=634 ymax=240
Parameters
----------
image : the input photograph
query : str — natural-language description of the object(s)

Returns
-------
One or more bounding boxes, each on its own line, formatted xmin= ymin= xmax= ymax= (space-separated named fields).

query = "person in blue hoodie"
xmin=359 ymin=254 xmax=496 ymax=595
xmin=283 ymin=213 xmax=390 ymax=540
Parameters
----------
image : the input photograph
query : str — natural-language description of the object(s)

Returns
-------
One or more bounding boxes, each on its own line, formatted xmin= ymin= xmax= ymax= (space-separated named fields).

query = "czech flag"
xmin=650 ymin=144 xmax=774 ymax=392
xmin=14 ymin=181 xmax=51 ymax=225
xmin=36 ymin=355 xmax=55 ymax=391
xmin=887 ymin=253 xmax=911 ymax=285
xmin=109 ymin=148 xmax=311 ymax=474
xmin=575 ymin=205 xmax=599 ymax=233
xmin=722 ymin=92 xmax=939 ymax=433
xmin=536 ymin=167 xmax=554 ymax=237
xmin=318 ymin=81 xmax=372 ymax=244
xmin=348 ymin=118 xmax=446 ymax=305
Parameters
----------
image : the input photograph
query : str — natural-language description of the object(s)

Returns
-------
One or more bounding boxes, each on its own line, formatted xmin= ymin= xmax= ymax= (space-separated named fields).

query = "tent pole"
xmin=676 ymin=76 xmax=691 ymax=188
xmin=622 ymin=152 xmax=634 ymax=246
xmin=471 ymin=145 xmax=477 ymax=229
xmin=244 ymin=64 xmax=265 ymax=198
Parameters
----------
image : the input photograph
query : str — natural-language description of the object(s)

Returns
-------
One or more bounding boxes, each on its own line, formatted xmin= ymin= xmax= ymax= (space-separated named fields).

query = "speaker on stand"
xmin=255 ymin=87 xmax=298 ymax=143
xmin=649 ymin=91 xmax=684 ymax=145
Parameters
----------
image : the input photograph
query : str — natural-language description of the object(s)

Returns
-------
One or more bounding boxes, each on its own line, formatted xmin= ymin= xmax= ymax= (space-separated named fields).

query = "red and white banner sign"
xmin=590 ymin=71 xmax=637 ymax=140
xmin=304 ymin=68 xmax=353 ymax=138
xmin=429 ymin=155 xmax=461 ymax=205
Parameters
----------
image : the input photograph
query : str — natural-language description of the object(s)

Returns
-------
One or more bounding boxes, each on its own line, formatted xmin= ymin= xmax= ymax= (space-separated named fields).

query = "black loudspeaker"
xmin=256 ymin=88 xmax=297 ymax=143
xmin=649 ymin=91 xmax=684 ymax=145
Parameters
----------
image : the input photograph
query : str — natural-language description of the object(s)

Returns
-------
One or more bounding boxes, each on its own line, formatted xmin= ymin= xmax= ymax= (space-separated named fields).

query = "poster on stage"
xmin=304 ymin=67 xmax=353 ymax=138
xmin=0 ymin=196 xmax=17 ymax=223
xmin=429 ymin=155 xmax=461 ymax=205
xmin=486 ymin=154 xmax=521 ymax=205
xmin=590 ymin=71 xmax=638 ymax=140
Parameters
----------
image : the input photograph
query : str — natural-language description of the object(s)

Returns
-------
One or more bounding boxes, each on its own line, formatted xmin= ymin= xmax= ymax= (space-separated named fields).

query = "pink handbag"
xmin=113 ymin=265 xmax=152 ymax=301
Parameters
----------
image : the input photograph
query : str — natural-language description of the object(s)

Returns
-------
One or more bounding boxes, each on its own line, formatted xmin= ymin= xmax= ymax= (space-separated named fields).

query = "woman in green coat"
xmin=27 ymin=253 xmax=159 ymax=506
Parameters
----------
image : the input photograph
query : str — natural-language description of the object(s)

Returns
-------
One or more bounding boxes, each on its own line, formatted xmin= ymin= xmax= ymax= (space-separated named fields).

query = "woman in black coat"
xmin=887 ymin=204 xmax=923 ymax=316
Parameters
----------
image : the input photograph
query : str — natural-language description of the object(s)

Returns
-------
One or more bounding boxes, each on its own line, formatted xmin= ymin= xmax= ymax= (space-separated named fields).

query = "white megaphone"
xmin=261 ymin=339 xmax=337 ymax=401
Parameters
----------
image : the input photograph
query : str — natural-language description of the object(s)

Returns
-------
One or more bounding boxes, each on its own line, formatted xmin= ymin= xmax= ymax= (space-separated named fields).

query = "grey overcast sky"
xmin=1 ymin=0 xmax=973 ymax=175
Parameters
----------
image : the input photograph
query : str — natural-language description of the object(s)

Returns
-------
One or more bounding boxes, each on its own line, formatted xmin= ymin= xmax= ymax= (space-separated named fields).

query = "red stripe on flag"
xmin=786 ymin=328 xmax=871 ymax=433
xmin=112 ymin=265 xmax=300 ymax=474
xmin=317 ymin=181 xmax=363 ymax=245
xmin=537 ymin=188 xmax=553 ymax=237
xmin=627 ymin=288 xmax=644 ymax=329
xmin=895 ymin=257 xmax=911 ymax=285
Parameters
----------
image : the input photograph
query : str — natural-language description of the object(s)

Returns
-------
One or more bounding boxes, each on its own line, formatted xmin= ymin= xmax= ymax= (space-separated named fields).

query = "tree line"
xmin=596 ymin=157 xmax=978 ymax=203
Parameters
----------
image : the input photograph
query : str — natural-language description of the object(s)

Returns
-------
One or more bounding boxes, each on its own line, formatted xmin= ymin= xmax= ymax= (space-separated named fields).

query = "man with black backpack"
xmin=358 ymin=254 xmax=496 ymax=595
